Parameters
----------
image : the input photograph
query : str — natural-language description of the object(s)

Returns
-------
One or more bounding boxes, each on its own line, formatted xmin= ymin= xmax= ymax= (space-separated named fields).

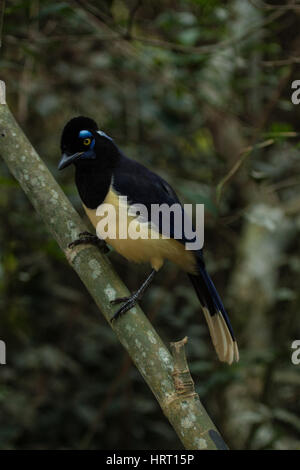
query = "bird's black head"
xmin=58 ymin=116 xmax=115 ymax=170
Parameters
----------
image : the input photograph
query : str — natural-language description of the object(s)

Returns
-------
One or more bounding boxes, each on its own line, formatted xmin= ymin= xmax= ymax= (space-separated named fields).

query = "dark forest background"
xmin=0 ymin=0 xmax=300 ymax=450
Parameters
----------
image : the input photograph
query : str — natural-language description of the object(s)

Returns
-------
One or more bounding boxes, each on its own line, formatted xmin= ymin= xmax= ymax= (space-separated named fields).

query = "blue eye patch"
xmin=79 ymin=130 xmax=92 ymax=139
xmin=79 ymin=129 xmax=95 ymax=150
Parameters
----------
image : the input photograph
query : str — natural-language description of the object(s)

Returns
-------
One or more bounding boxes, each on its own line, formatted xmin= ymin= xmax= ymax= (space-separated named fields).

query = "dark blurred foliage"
xmin=0 ymin=0 xmax=300 ymax=450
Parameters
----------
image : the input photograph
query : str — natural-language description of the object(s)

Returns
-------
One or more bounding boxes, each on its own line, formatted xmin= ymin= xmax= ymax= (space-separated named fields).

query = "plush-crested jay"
xmin=58 ymin=116 xmax=239 ymax=364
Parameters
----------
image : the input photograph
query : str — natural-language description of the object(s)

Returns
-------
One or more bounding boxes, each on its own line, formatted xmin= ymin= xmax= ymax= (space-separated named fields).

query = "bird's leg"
xmin=110 ymin=269 xmax=156 ymax=322
xmin=68 ymin=232 xmax=109 ymax=254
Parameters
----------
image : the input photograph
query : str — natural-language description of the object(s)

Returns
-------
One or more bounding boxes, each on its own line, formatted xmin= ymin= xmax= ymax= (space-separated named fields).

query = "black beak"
xmin=58 ymin=152 xmax=83 ymax=170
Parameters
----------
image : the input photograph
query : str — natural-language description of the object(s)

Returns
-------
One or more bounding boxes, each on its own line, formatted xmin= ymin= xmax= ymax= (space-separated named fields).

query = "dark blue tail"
xmin=188 ymin=255 xmax=238 ymax=363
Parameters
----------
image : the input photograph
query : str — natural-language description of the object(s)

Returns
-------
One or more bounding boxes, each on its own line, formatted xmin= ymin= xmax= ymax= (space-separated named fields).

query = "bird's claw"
xmin=110 ymin=293 xmax=139 ymax=322
xmin=68 ymin=232 xmax=109 ymax=254
xmin=110 ymin=296 xmax=130 ymax=305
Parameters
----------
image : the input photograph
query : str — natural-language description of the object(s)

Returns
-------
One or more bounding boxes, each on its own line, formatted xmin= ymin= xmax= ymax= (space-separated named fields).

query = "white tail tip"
xmin=203 ymin=308 xmax=239 ymax=365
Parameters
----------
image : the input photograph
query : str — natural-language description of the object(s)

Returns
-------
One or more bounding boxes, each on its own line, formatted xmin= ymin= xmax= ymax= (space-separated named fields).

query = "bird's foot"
xmin=110 ymin=270 xmax=156 ymax=322
xmin=68 ymin=232 xmax=109 ymax=254
xmin=110 ymin=292 xmax=140 ymax=322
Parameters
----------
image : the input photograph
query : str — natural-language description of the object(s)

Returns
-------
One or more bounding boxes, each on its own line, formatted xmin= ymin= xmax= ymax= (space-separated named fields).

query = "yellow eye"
xmin=83 ymin=138 xmax=91 ymax=146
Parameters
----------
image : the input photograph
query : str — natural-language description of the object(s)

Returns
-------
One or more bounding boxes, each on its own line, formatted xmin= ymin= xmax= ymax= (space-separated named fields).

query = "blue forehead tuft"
xmin=79 ymin=130 xmax=92 ymax=138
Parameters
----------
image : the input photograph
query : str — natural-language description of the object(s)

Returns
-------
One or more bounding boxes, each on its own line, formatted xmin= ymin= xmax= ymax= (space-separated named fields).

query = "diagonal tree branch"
xmin=0 ymin=80 xmax=228 ymax=450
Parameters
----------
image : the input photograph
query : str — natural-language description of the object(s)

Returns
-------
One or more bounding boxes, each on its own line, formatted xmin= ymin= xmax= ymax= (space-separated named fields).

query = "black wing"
xmin=113 ymin=154 xmax=181 ymax=206
xmin=113 ymin=154 xmax=198 ymax=247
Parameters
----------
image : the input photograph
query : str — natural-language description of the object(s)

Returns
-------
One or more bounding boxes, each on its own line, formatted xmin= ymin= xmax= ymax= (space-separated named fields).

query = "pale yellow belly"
xmin=83 ymin=188 xmax=197 ymax=273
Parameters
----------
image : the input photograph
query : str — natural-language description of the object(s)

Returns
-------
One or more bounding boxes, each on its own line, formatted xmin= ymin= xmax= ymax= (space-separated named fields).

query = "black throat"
xmin=75 ymin=166 xmax=113 ymax=209
xmin=74 ymin=142 xmax=120 ymax=209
